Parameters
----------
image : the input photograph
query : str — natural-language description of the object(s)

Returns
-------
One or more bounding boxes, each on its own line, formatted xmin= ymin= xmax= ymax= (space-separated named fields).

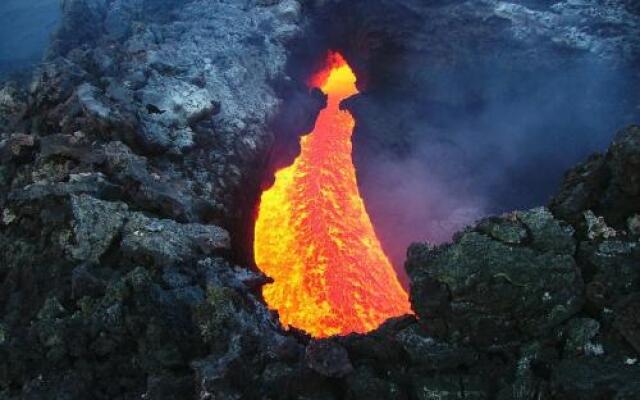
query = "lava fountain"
xmin=254 ymin=52 xmax=412 ymax=338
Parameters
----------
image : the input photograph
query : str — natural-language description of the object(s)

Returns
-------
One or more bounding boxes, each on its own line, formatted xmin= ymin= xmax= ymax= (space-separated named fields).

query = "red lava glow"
xmin=254 ymin=52 xmax=412 ymax=338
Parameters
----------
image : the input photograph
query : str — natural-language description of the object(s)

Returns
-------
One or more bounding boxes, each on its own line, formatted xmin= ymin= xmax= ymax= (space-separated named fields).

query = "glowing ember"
xmin=254 ymin=52 xmax=412 ymax=338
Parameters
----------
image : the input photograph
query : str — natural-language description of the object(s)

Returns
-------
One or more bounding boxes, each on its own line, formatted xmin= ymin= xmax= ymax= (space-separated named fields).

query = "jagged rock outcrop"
xmin=551 ymin=125 xmax=640 ymax=229
xmin=0 ymin=0 xmax=319 ymax=398
xmin=24 ymin=0 xmax=318 ymax=238
xmin=406 ymin=125 xmax=640 ymax=400
xmin=0 ymin=83 xmax=27 ymax=130
xmin=407 ymin=207 xmax=584 ymax=349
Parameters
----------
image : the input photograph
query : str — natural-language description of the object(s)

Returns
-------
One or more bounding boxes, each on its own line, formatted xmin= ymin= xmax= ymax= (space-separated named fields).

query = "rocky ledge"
xmin=1 ymin=0 xmax=640 ymax=399
xmin=1 ymin=125 xmax=639 ymax=399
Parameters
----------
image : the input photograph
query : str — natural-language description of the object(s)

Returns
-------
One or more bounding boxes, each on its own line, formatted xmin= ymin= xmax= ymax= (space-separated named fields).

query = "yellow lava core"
xmin=254 ymin=52 xmax=412 ymax=338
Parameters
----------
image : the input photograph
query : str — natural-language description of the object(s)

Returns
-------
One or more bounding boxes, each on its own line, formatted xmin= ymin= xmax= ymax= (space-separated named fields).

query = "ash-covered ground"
xmin=1 ymin=1 xmax=640 ymax=399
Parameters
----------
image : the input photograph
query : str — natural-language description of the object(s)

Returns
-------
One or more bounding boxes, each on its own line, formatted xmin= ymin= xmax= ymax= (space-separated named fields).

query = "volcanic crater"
xmin=0 ymin=0 xmax=639 ymax=399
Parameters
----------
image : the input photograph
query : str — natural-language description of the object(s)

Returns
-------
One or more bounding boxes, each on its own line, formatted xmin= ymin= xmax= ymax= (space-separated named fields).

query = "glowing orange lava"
xmin=254 ymin=52 xmax=412 ymax=338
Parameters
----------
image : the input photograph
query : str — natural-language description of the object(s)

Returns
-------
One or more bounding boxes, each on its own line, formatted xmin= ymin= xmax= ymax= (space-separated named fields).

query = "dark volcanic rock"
xmin=69 ymin=194 xmax=128 ymax=263
xmin=305 ymin=340 xmax=354 ymax=378
xmin=1 ymin=0 xmax=640 ymax=399
xmin=550 ymin=357 xmax=640 ymax=400
xmin=580 ymin=238 xmax=640 ymax=308
xmin=0 ymin=134 xmax=36 ymax=164
xmin=71 ymin=264 xmax=107 ymax=299
xmin=411 ymin=374 xmax=486 ymax=400
xmin=101 ymin=140 xmax=217 ymax=223
xmin=8 ymin=173 xmax=120 ymax=202
xmin=20 ymin=0 xmax=318 ymax=239
xmin=39 ymin=133 xmax=103 ymax=165
xmin=70 ymin=189 xmax=232 ymax=269
xmin=0 ymin=82 xmax=27 ymax=130
xmin=551 ymin=125 xmax=640 ymax=229
xmin=407 ymin=207 xmax=583 ymax=348
xmin=0 ymin=0 xmax=316 ymax=396
xmin=345 ymin=365 xmax=404 ymax=400
xmin=614 ymin=293 xmax=640 ymax=354
xmin=395 ymin=323 xmax=478 ymax=370
xmin=120 ymin=212 xmax=230 ymax=267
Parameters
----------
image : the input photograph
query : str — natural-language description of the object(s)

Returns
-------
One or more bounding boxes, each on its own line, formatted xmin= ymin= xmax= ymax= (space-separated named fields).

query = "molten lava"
xmin=254 ymin=52 xmax=412 ymax=338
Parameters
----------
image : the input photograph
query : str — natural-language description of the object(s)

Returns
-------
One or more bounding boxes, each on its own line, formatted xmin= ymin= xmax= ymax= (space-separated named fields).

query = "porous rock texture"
xmin=1 ymin=1 xmax=640 ymax=399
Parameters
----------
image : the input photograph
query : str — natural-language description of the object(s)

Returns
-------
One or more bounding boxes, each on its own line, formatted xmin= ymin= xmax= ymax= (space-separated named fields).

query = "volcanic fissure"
xmin=254 ymin=52 xmax=411 ymax=338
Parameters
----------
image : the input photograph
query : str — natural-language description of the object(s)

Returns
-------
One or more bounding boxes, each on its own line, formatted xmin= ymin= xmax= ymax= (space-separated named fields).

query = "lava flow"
xmin=254 ymin=52 xmax=412 ymax=338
